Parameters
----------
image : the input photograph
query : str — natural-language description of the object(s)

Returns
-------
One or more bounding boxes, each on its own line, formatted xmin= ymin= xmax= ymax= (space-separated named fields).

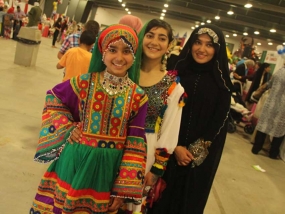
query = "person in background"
xmin=56 ymin=30 xmax=96 ymax=82
xmin=118 ymin=14 xmax=143 ymax=33
xmin=13 ymin=5 xmax=25 ymax=29
xmin=232 ymin=59 xmax=255 ymax=106
xmin=251 ymin=66 xmax=285 ymax=159
xmin=148 ymin=24 xmax=233 ymax=214
xmin=0 ymin=6 xmax=6 ymax=37
xmin=26 ymin=1 xmax=42 ymax=27
xmin=233 ymin=59 xmax=255 ymax=84
xmin=57 ymin=16 xmax=68 ymax=43
xmin=66 ymin=20 xmax=77 ymax=35
xmin=52 ymin=17 xmax=62 ymax=48
xmin=57 ymin=20 xmax=100 ymax=59
xmin=3 ymin=7 xmax=14 ymax=39
xmin=245 ymin=62 xmax=271 ymax=104
xmin=12 ymin=19 xmax=20 ymax=40
xmin=30 ymin=24 xmax=147 ymax=214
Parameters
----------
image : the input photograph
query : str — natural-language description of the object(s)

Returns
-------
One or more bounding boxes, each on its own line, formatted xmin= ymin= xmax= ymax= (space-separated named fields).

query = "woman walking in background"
xmin=52 ymin=17 xmax=62 ymax=48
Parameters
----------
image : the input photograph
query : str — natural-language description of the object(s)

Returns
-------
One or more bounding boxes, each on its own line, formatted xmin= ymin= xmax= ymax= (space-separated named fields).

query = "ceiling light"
xmin=233 ymin=33 xmax=237 ymax=37
xmin=254 ymin=31 xmax=259 ymax=35
xmin=128 ymin=11 xmax=131 ymax=14
xmin=162 ymin=9 xmax=167 ymax=13
xmin=215 ymin=16 xmax=220 ymax=20
xmin=195 ymin=25 xmax=199 ymax=28
xmin=227 ymin=10 xmax=234 ymax=15
xmin=161 ymin=13 xmax=165 ymax=16
xmin=160 ymin=16 xmax=164 ymax=20
xmin=244 ymin=3 xmax=252 ymax=8
xmin=206 ymin=20 xmax=211 ymax=23
xmin=257 ymin=42 xmax=261 ymax=45
xmin=125 ymin=8 xmax=129 ymax=11
xmin=283 ymin=42 xmax=285 ymax=45
xmin=118 ymin=0 xmax=122 ymax=2
xmin=268 ymin=42 xmax=273 ymax=45
xmin=270 ymin=29 xmax=276 ymax=33
xmin=191 ymin=27 xmax=195 ymax=29
xmin=225 ymin=35 xmax=229 ymax=38
xmin=164 ymin=4 xmax=168 ymax=7
xmin=122 ymin=3 xmax=125 ymax=7
xmin=243 ymin=32 xmax=248 ymax=35
xmin=201 ymin=22 xmax=205 ymax=25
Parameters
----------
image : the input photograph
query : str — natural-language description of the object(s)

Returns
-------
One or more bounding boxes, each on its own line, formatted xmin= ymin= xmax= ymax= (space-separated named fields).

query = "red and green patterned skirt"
xmin=30 ymin=142 xmax=123 ymax=214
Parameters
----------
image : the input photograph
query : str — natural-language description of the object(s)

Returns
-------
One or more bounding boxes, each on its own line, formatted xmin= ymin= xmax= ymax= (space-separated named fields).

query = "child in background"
xmin=56 ymin=30 xmax=96 ymax=81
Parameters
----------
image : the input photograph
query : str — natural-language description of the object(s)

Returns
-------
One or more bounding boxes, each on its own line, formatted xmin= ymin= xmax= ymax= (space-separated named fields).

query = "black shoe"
xmin=269 ymin=155 xmax=279 ymax=159
xmin=251 ymin=147 xmax=259 ymax=154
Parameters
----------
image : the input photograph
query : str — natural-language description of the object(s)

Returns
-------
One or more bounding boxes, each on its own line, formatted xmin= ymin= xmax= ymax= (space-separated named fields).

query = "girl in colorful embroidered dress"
xmin=30 ymin=24 xmax=148 ymax=214
xmin=85 ymin=19 xmax=184 ymax=214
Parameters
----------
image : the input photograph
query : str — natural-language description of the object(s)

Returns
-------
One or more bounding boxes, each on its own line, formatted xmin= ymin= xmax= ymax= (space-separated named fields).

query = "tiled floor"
xmin=0 ymin=37 xmax=284 ymax=214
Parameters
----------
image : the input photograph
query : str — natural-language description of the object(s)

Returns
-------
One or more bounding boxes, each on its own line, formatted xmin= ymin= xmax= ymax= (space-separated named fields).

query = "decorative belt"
xmin=79 ymin=134 xmax=126 ymax=150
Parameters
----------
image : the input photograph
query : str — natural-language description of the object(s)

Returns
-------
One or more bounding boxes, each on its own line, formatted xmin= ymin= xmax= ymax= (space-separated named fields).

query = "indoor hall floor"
xmin=0 ymin=37 xmax=284 ymax=214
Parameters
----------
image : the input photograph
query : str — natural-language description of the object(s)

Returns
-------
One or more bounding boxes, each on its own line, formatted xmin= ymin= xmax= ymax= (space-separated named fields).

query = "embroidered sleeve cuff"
xmin=150 ymin=148 xmax=171 ymax=177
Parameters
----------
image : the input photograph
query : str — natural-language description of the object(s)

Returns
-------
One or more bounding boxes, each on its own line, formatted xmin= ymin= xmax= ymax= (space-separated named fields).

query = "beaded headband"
xmin=102 ymin=38 xmax=136 ymax=62
xmin=197 ymin=28 xmax=219 ymax=44
xmin=98 ymin=24 xmax=138 ymax=54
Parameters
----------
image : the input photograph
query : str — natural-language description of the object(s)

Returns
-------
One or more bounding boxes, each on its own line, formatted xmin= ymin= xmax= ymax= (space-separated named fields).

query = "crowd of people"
xmin=0 ymin=2 xmax=43 ymax=40
xmin=1 ymin=3 xmax=279 ymax=214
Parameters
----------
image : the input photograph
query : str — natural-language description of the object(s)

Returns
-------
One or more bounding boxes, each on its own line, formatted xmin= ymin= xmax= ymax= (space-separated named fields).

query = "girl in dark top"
xmin=52 ymin=17 xmax=62 ymax=48
xmin=148 ymin=24 xmax=233 ymax=214
xmin=245 ymin=62 xmax=271 ymax=103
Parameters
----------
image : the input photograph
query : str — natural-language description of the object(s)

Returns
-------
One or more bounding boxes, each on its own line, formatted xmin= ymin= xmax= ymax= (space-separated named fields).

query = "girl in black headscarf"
xmin=148 ymin=24 xmax=233 ymax=214
xmin=245 ymin=62 xmax=271 ymax=103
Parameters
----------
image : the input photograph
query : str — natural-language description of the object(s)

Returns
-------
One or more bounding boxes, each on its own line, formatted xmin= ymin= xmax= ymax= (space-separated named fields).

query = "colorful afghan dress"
xmin=127 ymin=71 xmax=184 ymax=213
xmin=141 ymin=71 xmax=184 ymax=175
xmin=31 ymin=72 xmax=148 ymax=214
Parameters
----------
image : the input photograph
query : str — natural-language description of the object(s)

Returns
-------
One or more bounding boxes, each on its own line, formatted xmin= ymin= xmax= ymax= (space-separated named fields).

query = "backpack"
xmin=4 ymin=15 xmax=11 ymax=26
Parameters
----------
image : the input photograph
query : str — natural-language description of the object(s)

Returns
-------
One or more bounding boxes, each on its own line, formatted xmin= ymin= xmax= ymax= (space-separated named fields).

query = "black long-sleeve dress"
xmin=148 ymin=24 xmax=233 ymax=214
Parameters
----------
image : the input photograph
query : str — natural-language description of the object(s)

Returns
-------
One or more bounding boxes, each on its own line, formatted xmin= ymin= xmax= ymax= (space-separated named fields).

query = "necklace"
xmin=101 ymin=69 xmax=132 ymax=95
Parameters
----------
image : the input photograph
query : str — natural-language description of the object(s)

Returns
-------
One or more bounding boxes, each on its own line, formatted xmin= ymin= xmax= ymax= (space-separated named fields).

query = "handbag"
xmin=146 ymin=178 xmax=166 ymax=208
xmin=187 ymin=138 xmax=212 ymax=167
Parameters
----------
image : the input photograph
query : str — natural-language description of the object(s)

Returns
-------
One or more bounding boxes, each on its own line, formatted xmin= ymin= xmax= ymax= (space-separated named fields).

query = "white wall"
xmin=94 ymin=7 xmax=279 ymax=54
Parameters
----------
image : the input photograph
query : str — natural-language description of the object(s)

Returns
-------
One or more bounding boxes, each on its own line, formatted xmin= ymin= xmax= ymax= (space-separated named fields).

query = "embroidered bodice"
xmin=141 ymin=73 xmax=176 ymax=133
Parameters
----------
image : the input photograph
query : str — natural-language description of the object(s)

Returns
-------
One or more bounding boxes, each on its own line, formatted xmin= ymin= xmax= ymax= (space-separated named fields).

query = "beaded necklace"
xmin=101 ymin=69 xmax=132 ymax=95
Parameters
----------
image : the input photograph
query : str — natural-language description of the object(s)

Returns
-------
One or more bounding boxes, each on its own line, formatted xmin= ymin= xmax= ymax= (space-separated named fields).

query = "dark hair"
xmin=255 ymin=61 xmax=262 ymax=68
xmin=84 ymin=20 xmax=100 ymax=38
xmin=56 ymin=17 xmax=62 ymax=23
xmin=144 ymin=19 xmax=173 ymax=44
xmin=260 ymin=62 xmax=270 ymax=70
xmin=80 ymin=30 xmax=96 ymax=46
xmin=0 ymin=7 xmax=3 ymax=12
xmin=17 ymin=6 xmax=20 ymax=9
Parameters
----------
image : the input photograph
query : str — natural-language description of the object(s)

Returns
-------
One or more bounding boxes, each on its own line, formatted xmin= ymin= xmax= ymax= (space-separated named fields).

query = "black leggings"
xmin=52 ymin=30 xmax=59 ymax=46
xmin=252 ymin=131 xmax=284 ymax=158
